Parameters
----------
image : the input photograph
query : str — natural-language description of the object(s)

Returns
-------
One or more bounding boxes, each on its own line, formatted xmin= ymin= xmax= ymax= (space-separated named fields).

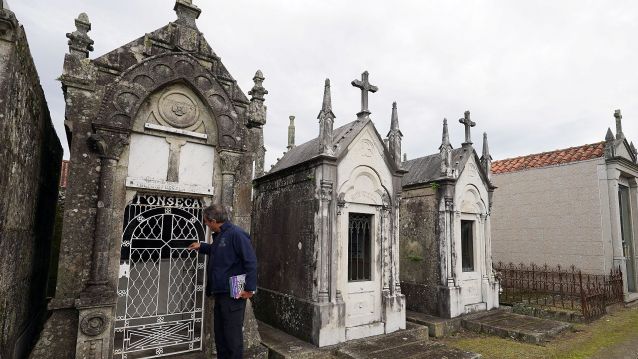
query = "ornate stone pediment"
xmin=95 ymin=53 xmax=245 ymax=151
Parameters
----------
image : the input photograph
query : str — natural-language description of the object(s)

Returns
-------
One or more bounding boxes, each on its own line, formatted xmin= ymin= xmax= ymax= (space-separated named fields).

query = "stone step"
xmin=336 ymin=340 xmax=481 ymax=359
xmin=258 ymin=321 xmax=339 ymax=359
xmin=461 ymin=309 xmax=572 ymax=344
xmin=406 ymin=310 xmax=463 ymax=338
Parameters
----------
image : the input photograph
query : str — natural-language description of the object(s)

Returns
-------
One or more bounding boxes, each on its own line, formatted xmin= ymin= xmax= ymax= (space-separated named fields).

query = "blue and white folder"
xmin=229 ymin=274 xmax=246 ymax=298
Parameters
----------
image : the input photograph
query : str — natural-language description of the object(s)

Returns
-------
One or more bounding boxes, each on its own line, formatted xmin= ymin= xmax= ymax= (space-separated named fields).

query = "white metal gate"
xmin=114 ymin=194 xmax=206 ymax=358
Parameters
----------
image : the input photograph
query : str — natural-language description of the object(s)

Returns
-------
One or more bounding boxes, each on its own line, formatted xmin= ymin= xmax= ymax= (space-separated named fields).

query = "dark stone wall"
xmin=0 ymin=8 xmax=63 ymax=359
xmin=399 ymin=185 xmax=441 ymax=316
xmin=252 ymin=166 xmax=319 ymax=334
xmin=251 ymin=288 xmax=315 ymax=343
xmin=252 ymin=167 xmax=317 ymax=300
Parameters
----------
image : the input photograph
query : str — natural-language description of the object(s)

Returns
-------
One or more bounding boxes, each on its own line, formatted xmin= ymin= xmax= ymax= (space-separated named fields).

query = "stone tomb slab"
xmin=462 ymin=310 xmax=572 ymax=344
xmin=259 ymin=320 xmax=481 ymax=359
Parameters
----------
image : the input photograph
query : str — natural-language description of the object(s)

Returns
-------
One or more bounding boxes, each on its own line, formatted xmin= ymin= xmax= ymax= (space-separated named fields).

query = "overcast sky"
xmin=8 ymin=0 xmax=638 ymax=167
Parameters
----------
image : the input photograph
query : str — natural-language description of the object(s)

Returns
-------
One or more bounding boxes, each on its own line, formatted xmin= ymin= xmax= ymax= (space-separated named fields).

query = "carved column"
xmin=219 ymin=151 xmax=241 ymax=211
xmin=444 ymin=198 xmax=456 ymax=286
xmin=381 ymin=195 xmax=391 ymax=294
xmin=318 ymin=180 xmax=333 ymax=302
xmin=83 ymin=128 xmax=129 ymax=297
xmin=76 ymin=127 xmax=128 ymax=359
xmin=391 ymin=193 xmax=402 ymax=294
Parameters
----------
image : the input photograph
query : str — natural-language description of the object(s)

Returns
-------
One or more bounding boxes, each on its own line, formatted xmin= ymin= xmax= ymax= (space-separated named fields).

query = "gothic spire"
xmin=604 ymin=127 xmax=615 ymax=159
xmin=614 ymin=109 xmax=624 ymax=140
xmin=440 ymin=118 xmax=453 ymax=176
xmin=318 ymin=79 xmax=335 ymax=154
xmin=66 ymin=13 xmax=94 ymax=59
xmin=317 ymin=78 xmax=335 ymax=120
xmin=481 ymin=132 xmax=492 ymax=180
xmin=387 ymin=102 xmax=403 ymax=167
xmin=287 ymin=115 xmax=296 ymax=150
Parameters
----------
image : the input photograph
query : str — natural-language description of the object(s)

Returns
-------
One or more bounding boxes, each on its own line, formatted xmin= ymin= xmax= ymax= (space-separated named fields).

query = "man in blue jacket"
xmin=188 ymin=204 xmax=257 ymax=359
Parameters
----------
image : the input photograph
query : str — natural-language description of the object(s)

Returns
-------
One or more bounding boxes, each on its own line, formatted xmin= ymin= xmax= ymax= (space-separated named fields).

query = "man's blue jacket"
xmin=198 ymin=222 xmax=257 ymax=296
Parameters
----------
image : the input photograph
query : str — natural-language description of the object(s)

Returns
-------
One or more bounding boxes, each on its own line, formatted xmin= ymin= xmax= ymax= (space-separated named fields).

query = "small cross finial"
xmin=351 ymin=71 xmax=378 ymax=118
xmin=459 ymin=110 xmax=476 ymax=145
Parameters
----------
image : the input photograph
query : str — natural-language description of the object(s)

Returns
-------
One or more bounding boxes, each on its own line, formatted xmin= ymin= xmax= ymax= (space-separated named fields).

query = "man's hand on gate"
xmin=187 ymin=242 xmax=200 ymax=251
xmin=238 ymin=291 xmax=253 ymax=299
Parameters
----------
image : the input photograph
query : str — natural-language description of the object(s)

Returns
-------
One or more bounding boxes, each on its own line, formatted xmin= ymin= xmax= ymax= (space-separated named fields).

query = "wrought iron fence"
xmin=494 ymin=262 xmax=624 ymax=320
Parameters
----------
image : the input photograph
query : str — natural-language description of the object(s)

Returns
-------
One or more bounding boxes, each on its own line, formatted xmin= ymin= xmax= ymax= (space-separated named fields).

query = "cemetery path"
xmin=590 ymin=329 xmax=638 ymax=359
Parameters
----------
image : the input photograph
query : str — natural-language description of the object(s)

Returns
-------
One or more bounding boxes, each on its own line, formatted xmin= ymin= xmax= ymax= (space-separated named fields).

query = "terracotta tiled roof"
xmin=492 ymin=142 xmax=605 ymax=174
xmin=60 ymin=160 xmax=70 ymax=188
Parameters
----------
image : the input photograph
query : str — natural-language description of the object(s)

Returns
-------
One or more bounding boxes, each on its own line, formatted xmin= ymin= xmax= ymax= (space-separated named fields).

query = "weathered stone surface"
xmin=32 ymin=1 xmax=266 ymax=357
xmin=461 ymin=310 xmax=572 ymax=344
xmin=0 ymin=6 xmax=63 ymax=359
xmin=400 ymin=186 xmax=440 ymax=316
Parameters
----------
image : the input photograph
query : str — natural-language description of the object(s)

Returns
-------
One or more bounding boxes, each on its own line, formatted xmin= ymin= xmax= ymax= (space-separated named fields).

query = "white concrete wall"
xmin=491 ymin=158 xmax=608 ymax=274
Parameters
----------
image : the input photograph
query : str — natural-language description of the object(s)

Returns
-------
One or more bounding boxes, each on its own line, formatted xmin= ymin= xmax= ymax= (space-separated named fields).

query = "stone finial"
xmin=481 ymin=132 xmax=492 ymax=179
xmin=287 ymin=116 xmax=296 ymax=150
xmin=605 ymin=127 xmax=615 ymax=142
xmin=318 ymin=79 xmax=335 ymax=155
xmin=614 ymin=109 xmax=624 ymax=140
xmin=351 ymin=71 xmax=378 ymax=118
xmin=440 ymin=118 xmax=453 ymax=176
xmin=459 ymin=110 xmax=476 ymax=146
xmin=174 ymin=0 xmax=201 ymax=27
xmin=66 ymin=13 xmax=94 ymax=58
xmin=387 ymin=102 xmax=403 ymax=167
xmin=631 ymin=141 xmax=638 ymax=163
xmin=249 ymin=70 xmax=268 ymax=101
xmin=247 ymin=70 xmax=268 ymax=127
xmin=403 ymin=153 xmax=407 ymax=162
xmin=317 ymin=78 xmax=335 ymax=120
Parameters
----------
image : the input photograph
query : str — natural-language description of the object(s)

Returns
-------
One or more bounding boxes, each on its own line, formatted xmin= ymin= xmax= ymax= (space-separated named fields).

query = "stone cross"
xmin=459 ymin=110 xmax=476 ymax=145
xmin=351 ymin=71 xmax=378 ymax=117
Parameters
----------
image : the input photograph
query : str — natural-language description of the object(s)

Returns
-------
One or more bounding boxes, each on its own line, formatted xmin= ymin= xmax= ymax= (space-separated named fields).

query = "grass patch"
xmin=440 ymin=306 xmax=638 ymax=359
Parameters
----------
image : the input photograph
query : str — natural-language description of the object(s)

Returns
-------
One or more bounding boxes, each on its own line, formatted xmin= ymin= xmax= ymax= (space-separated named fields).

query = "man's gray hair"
xmin=203 ymin=204 xmax=229 ymax=222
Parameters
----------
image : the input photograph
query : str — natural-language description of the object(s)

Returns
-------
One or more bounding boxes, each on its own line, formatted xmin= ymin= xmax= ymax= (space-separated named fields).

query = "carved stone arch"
xmin=339 ymin=165 xmax=392 ymax=206
xmin=94 ymin=52 xmax=243 ymax=150
xmin=458 ymin=184 xmax=486 ymax=214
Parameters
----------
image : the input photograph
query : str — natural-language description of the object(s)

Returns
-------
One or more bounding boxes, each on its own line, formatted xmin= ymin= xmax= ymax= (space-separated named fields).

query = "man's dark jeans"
xmin=213 ymin=294 xmax=246 ymax=359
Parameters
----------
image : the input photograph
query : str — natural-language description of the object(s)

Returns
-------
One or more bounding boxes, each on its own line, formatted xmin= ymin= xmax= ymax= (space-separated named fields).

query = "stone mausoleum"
xmin=400 ymin=114 xmax=500 ymax=318
xmin=491 ymin=110 xmax=638 ymax=303
xmin=252 ymin=73 xmax=406 ymax=346
xmin=0 ymin=3 xmax=63 ymax=358
xmin=32 ymin=1 xmax=267 ymax=358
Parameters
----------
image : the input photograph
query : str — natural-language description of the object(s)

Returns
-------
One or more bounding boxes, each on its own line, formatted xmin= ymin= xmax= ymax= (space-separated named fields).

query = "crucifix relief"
xmin=459 ymin=110 xmax=476 ymax=145
xmin=351 ymin=71 xmax=378 ymax=118
xmin=165 ymin=138 xmax=187 ymax=182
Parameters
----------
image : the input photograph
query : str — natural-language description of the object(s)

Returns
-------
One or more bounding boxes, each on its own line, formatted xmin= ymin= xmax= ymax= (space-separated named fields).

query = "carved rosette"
xmin=80 ymin=311 xmax=109 ymax=336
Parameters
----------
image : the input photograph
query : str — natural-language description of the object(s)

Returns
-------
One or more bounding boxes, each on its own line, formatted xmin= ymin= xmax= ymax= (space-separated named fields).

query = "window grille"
xmin=461 ymin=220 xmax=474 ymax=272
xmin=348 ymin=213 xmax=372 ymax=281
